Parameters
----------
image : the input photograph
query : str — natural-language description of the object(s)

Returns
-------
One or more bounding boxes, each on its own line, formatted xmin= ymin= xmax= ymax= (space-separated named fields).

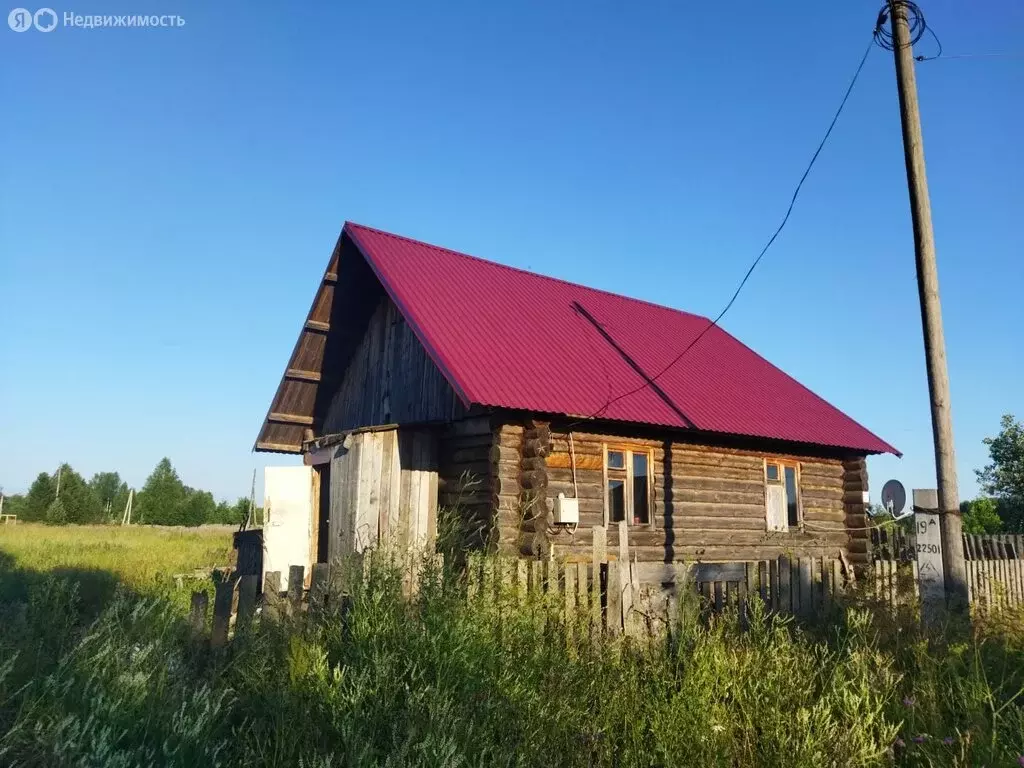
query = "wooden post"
xmin=592 ymin=526 xmax=606 ymax=634
xmin=888 ymin=0 xmax=967 ymax=612
xmin=617 ymin=522 xmax=633 ymax=629
xmin=564 ymin=562 xmax=576 ymax=647
xmin=288 ymin=565 xmax=305 ymax=614
xmin=309 ymin=563 xmax=330 ymax=615
xmin=236 ymin=575 xmax=258 ymax=630
xmin=263 ymin=571 xmax=282 ymax=621
xmin=798 ymin=558 xmax=812 ymax=617
xmin=211 ymin=581 xmax=234 ymax=648
xmin=189 ymin=591 xmax=208 ymax=639
xmin=606 ymin=560 xmax=621 ymax=636
xmin=778 ymin=556 xmax=792 ymax=614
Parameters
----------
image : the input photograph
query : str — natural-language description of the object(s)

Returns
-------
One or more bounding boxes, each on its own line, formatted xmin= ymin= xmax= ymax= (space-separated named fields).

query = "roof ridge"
xmin=344 ymin=221 xmax=712 ymax=323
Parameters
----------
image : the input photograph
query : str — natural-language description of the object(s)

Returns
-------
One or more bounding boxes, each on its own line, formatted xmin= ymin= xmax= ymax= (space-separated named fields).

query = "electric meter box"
xmin=553 ymin=493 xmax=579 ymax=525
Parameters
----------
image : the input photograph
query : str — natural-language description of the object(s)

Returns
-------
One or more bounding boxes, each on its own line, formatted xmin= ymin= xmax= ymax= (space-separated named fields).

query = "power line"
xmin=581 ymin=36 xmax=877 ymax=421
xmin=921 ymin=52 xmax=1024 ymax=62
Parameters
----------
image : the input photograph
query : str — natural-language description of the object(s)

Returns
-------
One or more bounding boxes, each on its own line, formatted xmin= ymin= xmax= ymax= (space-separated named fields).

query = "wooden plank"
xmin=305 ymin=319 xmax=330 ymax=332
xmin=288 ymin=565 xmax=305 ymax=614
xmin=189 ymin=591 xmax=208 ymax=638
xmin=758 ymin=560 xmax=769 ymax=606
xmin=577 ymin=562 xmax=589 ymax=621
xmin=268 ymin=412 xmax=315 ymax=426
xmin=236 ymin=575 xmax=258 ymax=630
xmin=606 ymin=560 xmax=621 ymax=635
xmin=798 ymin=558 xmax=812 ymax=616
xmin=593 ymin=525 xmax=607 ymax=565
xmin=769 ymin=558 xmax=780 ymax=611
xmin=309 ymin=563 xmax=329 ymax=615
xmin=741 ymin=563 xmax=753 ymax=625
xmin=256 ymin=441 xmax=303 ymax=453
xmin=565 ymin=562 xmax=577 ymax=646
xmin=713 ymin=581 xmax=724 ymax=613
xmin=779 ymin=556 xmax=792 ymax=614
xmin=693 ymin=563 xmax=746 ymax=583
xmin=211 ymin=581 xmax=234 ymax=648
xmin=285 ymin=368 xmax=322 ymax=382
xmin=354 ymin=433 xmax=381 ymax=552
xmin=377 ymin=430 xmax=395 ymax=542
xmin=263 ymin=570 xmax=282 ymax=621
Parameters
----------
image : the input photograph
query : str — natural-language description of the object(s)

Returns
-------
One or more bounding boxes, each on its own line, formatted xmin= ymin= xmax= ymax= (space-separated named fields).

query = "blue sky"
xmin=1 ymin=0 xmax=1021 ymax=504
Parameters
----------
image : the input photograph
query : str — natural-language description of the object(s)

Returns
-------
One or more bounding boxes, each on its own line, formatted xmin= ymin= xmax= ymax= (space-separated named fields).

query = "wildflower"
xmin=902 ymin=696 xmax=915 ymax=708
xmin=913 ymin=735 xmax=927 ymax=744
xmin=942 ymin=737 xmax=955 ymax=746
xmin=1017 ymin=756 xmax=1024 ymax=768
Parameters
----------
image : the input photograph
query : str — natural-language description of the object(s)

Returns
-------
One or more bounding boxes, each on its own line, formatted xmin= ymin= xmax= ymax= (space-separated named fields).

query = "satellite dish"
xmin=881 ymin=479 xmax=907 ymax=516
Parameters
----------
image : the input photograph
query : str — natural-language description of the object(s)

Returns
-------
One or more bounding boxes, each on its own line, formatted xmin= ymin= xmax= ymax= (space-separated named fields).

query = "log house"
xmin=256 ymin=223 xmax=897 ymax=568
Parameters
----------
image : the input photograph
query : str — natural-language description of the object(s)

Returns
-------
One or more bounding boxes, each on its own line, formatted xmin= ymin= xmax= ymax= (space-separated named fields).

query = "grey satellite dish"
xmin=881 ymin=479 xmax=909 ymax=519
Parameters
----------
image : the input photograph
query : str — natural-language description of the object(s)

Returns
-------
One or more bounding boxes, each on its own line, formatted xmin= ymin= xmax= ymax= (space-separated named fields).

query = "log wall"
xmin=485 ymin=420 xmax=872 ymax=564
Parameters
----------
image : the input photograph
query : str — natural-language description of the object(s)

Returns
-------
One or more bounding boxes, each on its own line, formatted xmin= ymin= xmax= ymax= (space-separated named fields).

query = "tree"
xmin=53 ymin=464 xmax=104 ymax=524
xmin=89 ymin=472 xmax=131 ymax=520
xmin=135 ymin=458 xmax=187 ymax=525
xmin=960 ymin=498 xmax=1003 ymax=535
xmin=0 ymin=492 xmax=26 ymax=520
xmin=976 ymin=414 xmax=1024 ymax=533
xmin=45 ymin=496 xmax=68 ymax=525
xmin=22 ymin=473 xmax=55 ymax=522
xmin=182 ymin=488 xmax=216 ymax=527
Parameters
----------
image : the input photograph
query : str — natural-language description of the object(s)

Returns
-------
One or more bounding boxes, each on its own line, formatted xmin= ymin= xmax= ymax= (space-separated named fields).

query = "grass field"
xmin=2 ymin=524 xmax=1023 ymax=766
xmin=0 ymin=523 xmax=234 ymax=611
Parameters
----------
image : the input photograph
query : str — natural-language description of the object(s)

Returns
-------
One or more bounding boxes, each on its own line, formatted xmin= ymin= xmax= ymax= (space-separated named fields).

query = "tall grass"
xmin=2 ymin=547 xmax=1023 ymax=767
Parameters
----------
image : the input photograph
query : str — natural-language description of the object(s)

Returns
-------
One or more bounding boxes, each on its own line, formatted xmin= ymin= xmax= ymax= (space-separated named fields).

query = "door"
xmin=263 ymin=466 xmax=314 ymax=591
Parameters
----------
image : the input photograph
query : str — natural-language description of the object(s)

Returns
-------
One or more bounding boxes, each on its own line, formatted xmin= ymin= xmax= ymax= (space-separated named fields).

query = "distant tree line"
xmin=1 ymin=457 xmax=257 ymax=527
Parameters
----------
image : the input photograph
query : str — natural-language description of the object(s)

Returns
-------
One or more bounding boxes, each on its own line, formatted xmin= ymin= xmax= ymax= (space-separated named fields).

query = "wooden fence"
xmin=193 ymin=524 xmax=1024 ymax=647
xmin=870 ymin=527 xmax=1022 ymax=562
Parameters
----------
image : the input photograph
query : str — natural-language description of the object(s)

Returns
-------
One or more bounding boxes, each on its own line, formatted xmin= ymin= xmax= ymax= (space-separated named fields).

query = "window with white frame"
xmin=765 ymin=459 xmax=802 ymax=531
xmin=604 ymin=445 xmax=653 ymax=526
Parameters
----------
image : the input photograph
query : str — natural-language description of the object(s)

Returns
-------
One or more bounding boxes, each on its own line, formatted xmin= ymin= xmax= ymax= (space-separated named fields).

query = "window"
xmin=765 ymin=459 xmax=801 ymax=532
xmin=605 ymin=445 xmax=653 ymax=526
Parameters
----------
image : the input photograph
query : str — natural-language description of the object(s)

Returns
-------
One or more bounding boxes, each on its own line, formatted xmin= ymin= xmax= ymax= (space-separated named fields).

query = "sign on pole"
xmin=913 ymin=488 xmax=945 ymax=621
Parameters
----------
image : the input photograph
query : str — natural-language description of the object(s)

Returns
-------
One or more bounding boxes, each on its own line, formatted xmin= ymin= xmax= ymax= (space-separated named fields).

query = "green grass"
xmin=1 ymin=526 xmax=1023 ymax=766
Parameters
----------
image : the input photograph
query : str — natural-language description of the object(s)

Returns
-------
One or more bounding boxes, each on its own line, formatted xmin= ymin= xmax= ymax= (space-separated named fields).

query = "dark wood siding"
xmin=488 ymin=417 xmax=871 ymax=564
xmin=322 ymin=296 xmax=467 ymax=433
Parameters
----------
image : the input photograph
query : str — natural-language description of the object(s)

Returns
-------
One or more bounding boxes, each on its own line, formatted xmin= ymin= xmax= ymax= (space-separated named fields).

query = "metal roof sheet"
xmin=341 ymin=222 xmax=897 ymax=455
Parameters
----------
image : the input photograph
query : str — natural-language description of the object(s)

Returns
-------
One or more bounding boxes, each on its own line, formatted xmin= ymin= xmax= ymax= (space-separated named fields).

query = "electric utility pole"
xmin=888 ymin=1 xmax=968 ymax=609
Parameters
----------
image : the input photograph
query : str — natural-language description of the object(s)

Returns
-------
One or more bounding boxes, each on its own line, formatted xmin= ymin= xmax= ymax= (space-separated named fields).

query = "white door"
xmin=263 ymin=466 xmax=313 ymax=592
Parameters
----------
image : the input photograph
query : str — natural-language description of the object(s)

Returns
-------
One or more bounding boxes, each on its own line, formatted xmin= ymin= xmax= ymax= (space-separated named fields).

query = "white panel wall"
xmin=263 ymin=465 xmax=313 ymax=591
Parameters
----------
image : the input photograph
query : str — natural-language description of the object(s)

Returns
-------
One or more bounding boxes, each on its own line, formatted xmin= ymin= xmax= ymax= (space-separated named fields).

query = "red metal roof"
xmin=345 ymin=222 xmax=898 ymax=455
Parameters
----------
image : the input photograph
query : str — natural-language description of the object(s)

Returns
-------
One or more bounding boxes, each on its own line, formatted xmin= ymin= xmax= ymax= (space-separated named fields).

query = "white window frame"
xmin=764 ymin=458 xmax=803 ymax=532
xmin=603 ymin=444 xmax=654 ymax=528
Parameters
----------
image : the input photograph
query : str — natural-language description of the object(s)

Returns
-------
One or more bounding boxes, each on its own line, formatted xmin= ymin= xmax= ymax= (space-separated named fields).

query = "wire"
xmin=873 ymin=0 xmax=943 ymax=62
xmin=580 ymin=37 xmax=876 ymax=422
xmin=921 ymin=52 xmax=1024 ymax=62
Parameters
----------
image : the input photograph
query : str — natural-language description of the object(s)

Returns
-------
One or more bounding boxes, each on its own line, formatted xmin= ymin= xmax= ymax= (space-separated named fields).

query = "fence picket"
xmin=263 ymin=571 xmax=282 ymax=621
xmin=779 ymin=557 xmax=792 ymax=614
xmin=798 ymin=558 xmax=812 ymax=616
xmin=189 ymin=591 xmax=208 ymax=638
xmin=236 ymin=575 xmax=257 ymax=630
xmin=211 ymin=581 xmax=234 ymax=648
xmin=606 ymin=560 xmax=621 ymax=636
